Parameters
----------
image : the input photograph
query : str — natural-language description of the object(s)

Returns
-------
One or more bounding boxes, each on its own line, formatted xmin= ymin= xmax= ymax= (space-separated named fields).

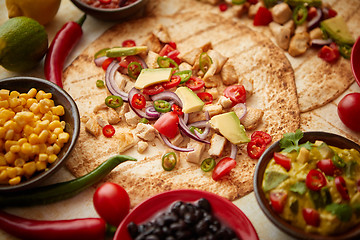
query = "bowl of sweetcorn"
xmin=0 ymin=77 xmax=80 ymax=192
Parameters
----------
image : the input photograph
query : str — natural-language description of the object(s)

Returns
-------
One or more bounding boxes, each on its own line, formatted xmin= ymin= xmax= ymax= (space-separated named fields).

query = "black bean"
xmin=197 ymin=198 xmax=212 ymax=213
xmin=171 ymin=201 xmax=184 ymax=215
xmin=165 ymin=236 xmax=176 ymax=240
xmin=208 ymin=223 xmax=219 ymax=233
xmin=127 ymin=221 xmax=139 ymax=238
xmin=184 ymin=212 xmax=196 ymax=224
xmin=145 ymin=235 xmax=160 ymax=240
xmin=162 ymin=226 xmax=172 ymax=235
xmin=163 ymin=213 xmax=179 ymax=225
xmin=169 ymin=220 xmax=186 ymax=232
xmin=175 ymin=230 xmax=192 ymax=240
xmin=142 ymin=226 xmax=156 ymax=236
xmin=195 ymin=220 xmax=209 ymax=236
xmin=138 ymin=224 xmax=147 ymax=233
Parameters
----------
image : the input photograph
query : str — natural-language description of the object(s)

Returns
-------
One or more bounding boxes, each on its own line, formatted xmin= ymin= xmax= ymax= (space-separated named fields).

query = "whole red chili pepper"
xmin=0 ymin=210 xmax=114 ymax=240
xmin=44 ymin=14 xmax=86 ymax=88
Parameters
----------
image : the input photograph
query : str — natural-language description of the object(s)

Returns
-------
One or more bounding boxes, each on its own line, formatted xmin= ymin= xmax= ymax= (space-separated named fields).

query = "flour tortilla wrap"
xmin=62 ymin=12 xmax=299 ymax=207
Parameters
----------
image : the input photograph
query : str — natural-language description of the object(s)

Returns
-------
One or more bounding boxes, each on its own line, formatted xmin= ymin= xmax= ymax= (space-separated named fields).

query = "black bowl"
xmin=70 ymin=0 xmax=148 ymax=22
xmin=0 ymin=77 xmax=80 ymax=192
xmin=254 ymin=131 xmax=360 ymax=240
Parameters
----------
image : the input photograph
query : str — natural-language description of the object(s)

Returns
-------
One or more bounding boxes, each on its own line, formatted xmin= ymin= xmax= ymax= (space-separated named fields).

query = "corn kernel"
xmin=17 ymin=138 xmax=27 ymax=145
xmin=31 ymin=144 xmax=40 ymax=155
xmin=23 ymin=125 xmax=34 ymax=137
xmin=48 ymin=154 xmax=58 ymax=164
xmin=38 ymin=153 xmax=48 ymax=162
xmin=4 ymin=140 xmax=16 ymax=152
xmin=23 ymin=161 xmax=36 ymax=177
xmin=48 ymin=133 xmax=57 ymax=144
xmin=43 ymin=92 xmax=52 ymax=99
xmin=35 ymin=161 xmax=47 ymax=171
xmin=41 ymin=113 xmax=53 ymax=122
xmin=17 ymin=152 xmax=29 ymax=162
xmin=19 ymin=93 xmax=30 ymax=100
xmin=38 ymin=120 xmax=50 ymax=129
xmin=39 ymin=143 xmax=47 ymax=153
xmin=54 ymin=127 xmax=63 ymax=135
xmin=26 ymin=98 xmax=37 ymax=108
xmin=21 ymin=143 xmax=32 ymax=155
xmin=8 ymin=97 xmax=20 ymax=108
xmin=52 ymin=105 xmax=65 ymax=116
xmin=13 ymin=105 xmax=23 ymax=112
xmin=9 ymin=176 xmax=21 ymax=185
xmin=0 ymin=170 xmax=8 ymax=181
xmin=53 ymin=143 xmax=61 ymax=154
xmin=4 ymin=119 xmax=16 ymax=130
xmin=19 ymin=97 xmax=27 ymax=106
xmin=36 ymin=90 xmax=46 ymax=101
xmin=38 ymin=130 xmax=49 ymax=144
xmin=52 ymin=115 xmax=60 ymax=121
xmin=27 ymin=88 xmax=37 ymax=98
xmin=7 ymin=167 xmax=17 ymax=178
xmin=9 ymin=145 xmax=20 ymax=153
xmin=0 ymin=100 xmax=9 ymax=108
xmin=29 ymin=103 xmax=40 ymax=114
xmin=0 ymin=127 xmax=5 ymax=138
xmin=28 ymin=133 xmax=39 ymax=145
xmin=58 ymin=132 xmax=70 ymax=144
xmin=0 ymin=155 xmax=6 ymax=166
xmin=9 ymin=91 xmax=20 ymax=98
xmin=46 ymin=146 xmax=54 ymax=155
xmin=14 ymin=167 xmax=24 ymax=175
xmin=14 ymin=158 xmax=25 ymax=167
xmin=0 ymin=89 xmax=10 ymax=100
xmin=5 ymin=129 xmax=15 ymax=140
xmin=48 ymin=120 xmax=62 ymax=131
xmin=4 ymin=151 xmax=16 ymax=165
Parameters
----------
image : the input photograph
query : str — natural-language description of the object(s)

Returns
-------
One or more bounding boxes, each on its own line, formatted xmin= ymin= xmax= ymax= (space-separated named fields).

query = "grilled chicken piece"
xmin=271 ymin=3 xmax=292 ymax=24
xmin=117 ymin=132 xmax=136 ymax=153
xmin=221 ymin=61 xmax=238 ymax=86
xmin=208 ymin=133 xmax=227 ymax=157
xmin=141 ymin=33 xmax=162 ymax=53
xmin=179 ymin=62 xmax=192 ymax=72
xmin=137 ymin=141 xmax=148 ymax=154
xmin=240 ymin=107 xmax=264 ymax=130
xmin=95 ymin=114 xmax=109 ymax=128
xmin=239 ymin=77 xmax=253 ymax=99
xmin=185 ymin=139 xmax=205 ymax=164
xmin=248 ymin=1 xmax=265 ymax=18
xmin=145 ymin=51 xmax=160 ymax=69
xmin=134 ymin=123 xmax=157 ymax=141
xmin=153 ymin=24 xmax=171 ymax=43
xmin=85 ymin=117 xmax=101 ymax=137
xmin=203 ymin=104 xmax=223 ymax=117
xmin=288 ymin=32 xmax=311 ymax=57
xmin=125 ymin=109 xmax=141 ymax=127
xmin=179 ymin=42 xmax=212 ymax=66
xmin=231 ymin=2 xmax=250 ymax=18
xmin=218 ymin=96 xmax=233 ymax=109
xmin=107 ymin=108 xmax=121 ymax=125
xmin=269 ymin=21 xmax=292 ymax=50
xmin=203 ymin=50 xmax=228 ymax=81
xmin=170 ymin=133 xmax=184 ymax=146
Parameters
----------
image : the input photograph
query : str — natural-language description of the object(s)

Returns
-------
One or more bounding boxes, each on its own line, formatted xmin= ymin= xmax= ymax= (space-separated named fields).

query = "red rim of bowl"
xmin=351 ymin=36 xmax=360 ymax=87
xmin=115 ymin=189 xmax=259 ymax=240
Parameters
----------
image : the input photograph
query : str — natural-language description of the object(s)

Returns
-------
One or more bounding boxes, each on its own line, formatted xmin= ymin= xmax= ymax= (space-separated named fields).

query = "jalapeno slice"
xmin=96 ymin=80 xmax=105 ymax=88
xmin=173 ymin=70 xmax=192 ymax=84
xmin=154 ymin=100 xmax=171 ymax=113
xmin=199 ymin=52 xmax=213 ymax=74
xmin=293 ymin=5 xmax=308 ymax=25
xmin=162 ymin=152 xmax=177 ymax=171
xmin=94 ymin=48 xmax=110 ymax=59
xmin=232 ymin=0 xmax=246 ymax=4
xmin=157 ymin=56 xmax=179 ymax=70
xmin=339 ymin=44 xmax=352 ymax=59
xmin=105 ymin=95 xmax=123 ymax=108
xmin=128 ymin=62 xmax=142 ymax=79
xmin=189 ymin=126 xmax=203 ymax=134
xmin=201 ymin=158 xmax=216 ymax=172
xmin=139 ymin=118 xmax=149 ymax=124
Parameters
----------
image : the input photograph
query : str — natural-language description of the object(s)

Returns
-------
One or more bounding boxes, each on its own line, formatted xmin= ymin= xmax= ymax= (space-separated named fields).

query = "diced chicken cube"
xmin=204 ymin=74 xmax=221 ymax=88
xmin=203 ymin=104 xmax=223 ymax=117
xmin=248 ymin=1 xmax=265 ymax=18
xmin=179 ymin=62 xmax=192 ymax=72
xmin=288 ymin=32 xmax=311 ymax=57
xmin=203 ymin=50 xmax=228 ymax=81
xmin=117 ymin=132 xmax=136 ymax=153
xmin=107 ymin=108 xmax=121 ymax=125
xmin=145 ymin=51 xmax=160 ymax=69
xmin=114 ymin=72 xmax=128 ymax=90
xmin=93 ymin=103 xmax=107 ymax=114
xmin=239 ymin=77 xmax=253 ymax=99
xmin=208 ymin=133 xmax=227 ymax=157
xmin=179 ymin=42 xmax=212 ymax=66
xmin=80 ymin=115 xmax=90 ymax=123
xmin=231 ymin=2 xmax=250 ymax=18
xmin=85 ymin=117 xmax=101 ymax=137
xmin=271 ymin=3 xmax=292 ymax=24
xmin=221 ymin=61 xmax=238 ymax=86
xmin=170 ymin=133 xmax=184 ymax=146
xmin=124 ymin=81 xmax=135 ymax=93
xmin=125 ymin=109 xmax=141 ymax=127
xmin=218 ymin=96 xmax=233 ymax=109
xmin=295 ymin=22 xmax=308 ymax=34
xmin=206 ymin=88 xmax=219 ymax=100
xmin=141 ymin=33 xmax=162 ymax=53
xmin=134 ymin=123 xmax=157 ymax=141
xmin=310 ymin=27 xmax=324 ymax=40
xmin=96 ymin=114 xmax=109 ymax=128
xmin=153 ymin=24 xmax=171 ymax=43
xmin=137 ymin=141 xmax=149 ymax=154
xmin=240 ymin=107 xmax=264 ymax=130
xmin=185 ymin=139 xmax=205 ymax=164
xmin=118 ymin=103 xmax=129 ymax=117
xmin=269 ymin=22 xmax=292 ymax=50
xmin=284 ymin=20 xmax=296 ymax=35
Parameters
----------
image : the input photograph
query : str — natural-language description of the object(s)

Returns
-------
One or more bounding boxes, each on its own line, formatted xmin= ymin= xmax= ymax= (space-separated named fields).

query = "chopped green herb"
xmin=325 ymin=203 xmax=352 ymax=222
xmin=279 ymin=129 xmax=304 ymax=153
xmin=290 ymin=182 xmax=307 ymax=195
xmin=263 ymin=171 xmax=289 ymax=192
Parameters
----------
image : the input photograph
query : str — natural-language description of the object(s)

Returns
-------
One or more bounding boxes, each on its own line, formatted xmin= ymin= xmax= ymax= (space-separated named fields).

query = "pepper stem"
xmin=76 ymin=14 xmax=87 ymax=27
xmin=105 ymin=223 xmax=117 ymax=238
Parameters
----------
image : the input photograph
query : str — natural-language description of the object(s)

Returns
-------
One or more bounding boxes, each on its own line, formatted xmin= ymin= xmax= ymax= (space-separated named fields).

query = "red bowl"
xmin=114 ymin=189 xmax=259 ymax=240
xmin=351 ymin=36 xmax=360 ymax=86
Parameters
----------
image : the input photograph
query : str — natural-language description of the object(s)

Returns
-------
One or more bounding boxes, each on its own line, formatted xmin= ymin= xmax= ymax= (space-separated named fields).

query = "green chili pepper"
xmin=232 ymin=0 xmax=246 ymax=4
xmin=0 ymin=155 xmax=136 ymax=207
xmin=201 ymin=158 xmax=216 ymax=172
xmin=339 ymin=44 xmax=352 ymax=59
xmin=189 ymin=126 xmax=203 ymax=134
xmin=157 ymin=56 xmax=179 ymax=70
xmin=331 ymin=153 xmax=346 ymax=168
xmin=127 ymin=62 xmax=142 ymax=79
xmin=105 ymin=95 xmax=123 ymax=108
xmin=139 ymin=118 xmax=149 ymax=124
xmin=173 ymin=70 xmax=192 ymax=84
xmin=94 ymin=48 xmax=110 ymax=59
xmin=96 ymin=80 xmax=105 ymax=88
xmin=154 ymin=100 xmax=171 ymax=113
xmin=293 ymin=5 xmax=308 ymax=25
xmin=162 ymin=152 xmax=177 ymax=171
xmin=199 ymin=52 xmax=213 ymax=74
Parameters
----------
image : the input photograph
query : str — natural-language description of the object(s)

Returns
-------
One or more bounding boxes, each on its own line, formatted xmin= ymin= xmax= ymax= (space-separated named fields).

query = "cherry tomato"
xmin=212 ymin=157 xmax=237 ymax=181
xmin=253 ymin=7 xmax=273 ymax=26
xmin=159 ymin=44 xmax=176 ymax=57
xmin=93 ymin=182 xmax=130 ymax=227
xmin=197 ymin=92 xmax=213 ymax=105
xmin=337 ymin=93 xmax=360 ymax=132
xmin=224 ymin=85 xmax=246 ymax=105
xmin=318 ymin=44 xmax=340 ymax=63
xmin=302 ymin=208 xmax=320 ymax=227
xmin=247 ymin=137 xmax=266 ymax=159
xmin=307 ymin=7 xmax=317 ymax=21
xmin=167 ymin=50 xmax=180 ymax=60
xmin=154 ymin=111 xmax=179 ymax=139
xmin=168 ymin=41 xmax=177 ymax=49
xmin=306 ymin=169 xmax=326 ymax=191
xmin=316 ymin=159 xmax=339 ymax=176
xmin=162 ymin=75 xmax=181 ymax=89
xmin=335 ymin=176 xmax=350 ymax=201
xmin=251 ymin=131 xmax=272 ymax=144
xmin=171 ymin=104 xmax=183 ymax=115
xmin=102 ymin=58 xmax=114 ymax=71
xmin=99 ymin=0 xmax=111 ymax=4
xmin=142 ymin=84 xmax=165 ymax=95
xmin=185 ymin=76 xmax=205 ymax=91
xmin=131 ymin=93 xmax=146 ymax=109
xmin=269 ymin=190 xmax=287 ymax=214
xmin=122 ymin=39 xmax=136 ymax=47
xmin=327 ymin=8 xmax=338 ymax=18
xmin=102 ymin=125 xmax=115 ymax=138
xmin=273 ymin=152 xmax=291 ymax=171
xmin=219 ymin=3 xmax=228 ymax=12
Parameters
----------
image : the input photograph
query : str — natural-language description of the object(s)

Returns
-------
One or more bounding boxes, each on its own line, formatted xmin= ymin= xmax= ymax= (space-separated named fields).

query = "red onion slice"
xmin=159 ymin=133 xmax=194 ymax=152
xmin=145 ymin=106 xmax=161 ymax=118
xmin=230 ymin=143 xmax=237 ymax=160
xmin=192 ymin=112 xmax=210 ymax=140
xmin=233 ymin=103 xmax=247 ymax=120
xmin=179 ymin=117 xmax=210 ymax=144
xmin=128 ymin=88 xmax=158 ymax=120
xmin=182 ymin=113 xmax=189 ymax=125
xmin=94 ymin=56 xmax=107 ymax=67
xmin=307 ymin=8 xmax=322 ymax=30
xmin=105 ymin=60 xmax=129 ymax=102
xmin=151 ymin=91 xmax=183 ymax=108
xmin=311 ymin=38 xmax=333 ymax=47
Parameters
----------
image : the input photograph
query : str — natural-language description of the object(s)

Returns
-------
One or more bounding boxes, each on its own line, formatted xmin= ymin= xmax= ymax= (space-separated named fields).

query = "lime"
xmin=0 ymin=16 xmax=48 ymax=72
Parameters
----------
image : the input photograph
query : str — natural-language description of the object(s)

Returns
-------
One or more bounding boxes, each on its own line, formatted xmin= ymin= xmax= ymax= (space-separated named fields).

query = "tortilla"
xmin=145 ymin=0 xmax=359 ymax=113
xmin=62 ymin=12 xmax=299 ymax=207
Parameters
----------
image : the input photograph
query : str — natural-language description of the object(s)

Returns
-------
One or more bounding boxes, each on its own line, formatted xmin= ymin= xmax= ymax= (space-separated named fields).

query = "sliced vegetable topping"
xmin=224 ymin=85 xmax=246 ymax=105
xmin=127 ymin=62 xmax=142 ymax=79
xmin=173 ymin=70 xmax=192 ymax=84
xmin=157 ymin=56 xmax=179 ymax=70
xmin=199 ymin=52 xmax=213 ymax=74
xmin=154 ymin=111 xmax=179 ymax=139
xmin=162 ymin=75 xmax=181 ymax=89
xmin=270 ymin=190 xmax=287 ymax=214
xmin=185 ymin=76 xmax=205 ymax=91
xmin=247 ymin=137 xmax=266 ymax=159
xmin=263 ymin=171 xmax=289 ymax=192
xmin=197 ymin=92 xmax=213 ymax=105
xmin=253 ymin=7 xmax=273 ymax=26
xmin=302 ymin=208 xmax=320 ymax=227
xmin=171 ymin=104 xmax=183 ymax=115
xmin=306 ymin=169 xmax=326 ymax=191
xmin=131 ymin=93 xmax=146 ymax=109
xmin=293 ymin=5 xmax=308 ymax=25
xmin=318 ymin=43 xmax=340 ymax=63
xmin=94 ymin=48 xmax=110 ymax=59
xmin=162 ymin=152 xmax=177 ymax=171
xmin=201 ymin=158 xmax=216 ymax=172
xmin=273 ymin=152 xmax=291 ymax=171
xmin=335 ymin=176 xmax=350 ymax=201
xmin=102 ymin=58 xmax=114 ymax=71
xmin=153 ymin=100 xmax=171 ymax=113
xmin=139 ymin=118 xmax=149 ymax=124
xmin=105 ymin=95 xmax=123 ymax=109
xmin=316 ymin=159 xmax=339 ymax=176
xmin=142 ymin=84 xmax=165 ymax=95
xmin=102 ymin=125 xmax=115 ymax=138
xmin=96 ymin=80 xmax=105 ymax=88
xmin=122 ymin=39 xmax=136 ymax=47
xmin=212 ymin=157 xmax=236 ymax=181
xmin=251 ymin=131 xmax=272 ymax=145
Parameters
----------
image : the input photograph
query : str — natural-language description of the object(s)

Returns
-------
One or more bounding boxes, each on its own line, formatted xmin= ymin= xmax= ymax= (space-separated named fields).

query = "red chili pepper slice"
xmin=162 ymin=75 xmax=181 ymax=89
xmin=273 ymin=152 xmax=291 ymax=171
xmin=171 ymin=104 xmax=183 ymax=115
xmin=251 ymin=131 xmax=272 ymax=144
xmin=253 ymin=7 xmax=273 ymax=26
xmin=306 ymin=169 xmax=326 ymax=191
xmin=316 ymin=159 xmax=339 ymax=176
xmin=307 ymin=6 xmax=317 ymax=21
xmin=212 ymin=157 xmax=237 ymax=181
xmin=328 ymin=8 xmax=338 ymax=18
xmin=197 ymin=92 xmax=213 ymax=105
xmin=219 ymin=3 xmax=228 ymax=12
xmin=102 ymin=58 xmax=114 ymax=71
xmin=159 ymin=44 xmax=176 ymax=57
xmin=168 ymin=41 xmax=177 ymax=49
xmin=122 ymin=39 xmax=136 ymax=47
xmin=99 ymin=0 xmax=111 ymax=3
xmin=224 ymin=85 xmax=246 ymax=105
xmin=302 ymin=208 xmax=320 ymax=227
xmin=167 ymin=50 xmax=180 ymax=60
xmin=247 ymin=137 xmax=266 ymax=159
xmin=185 ymin=76 xmax=205 ymax=91
xmin=142 ymin=84 xmax=165 ymax=95
xmin=335 ymin=176 xmax=350 ymax=200
xmin=102 ymin=125 xmax=115 ymax=138
xmin=131 ymin=93 xmax=146 ymax=109
xmin=269 ymin=190 xmax=287 ymax=214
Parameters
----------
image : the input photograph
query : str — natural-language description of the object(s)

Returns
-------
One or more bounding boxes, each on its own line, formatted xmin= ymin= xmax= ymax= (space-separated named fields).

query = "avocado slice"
xmin=318 ymin=142 xmax=334 ymax=159
xmin=106 ymin=46 xmax=148 ymax=57
xmin=263 ymin=171 xmax=289 ymax=192
xmin=134 ymin=68 xmax=172 ymax=89
xmin=210 ymin=112 xmax=250 ymax=144
xmin=174 ymin=86 xmax=204 ymax=113
xmin=320 ymin=16 xmax=355 ymax=45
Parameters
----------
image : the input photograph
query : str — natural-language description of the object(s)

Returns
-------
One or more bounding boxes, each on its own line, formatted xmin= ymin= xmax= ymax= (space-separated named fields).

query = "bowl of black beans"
xmin=114 ymin=189 xmax=259 ymax=240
